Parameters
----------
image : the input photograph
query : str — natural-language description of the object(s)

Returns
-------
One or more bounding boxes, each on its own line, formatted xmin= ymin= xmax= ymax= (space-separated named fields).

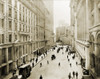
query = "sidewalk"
xmin=3 ymin=52 xmax=50 ymax=79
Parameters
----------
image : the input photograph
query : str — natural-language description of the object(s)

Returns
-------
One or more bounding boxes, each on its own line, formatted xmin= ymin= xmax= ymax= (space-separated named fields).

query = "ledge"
xmin=89 ymin=23 xmax=100 ymax=32
xmin=76 ymin=40 xmax=89 ymax=47
xmin=20 ymin=54 xmax=28 ymax=58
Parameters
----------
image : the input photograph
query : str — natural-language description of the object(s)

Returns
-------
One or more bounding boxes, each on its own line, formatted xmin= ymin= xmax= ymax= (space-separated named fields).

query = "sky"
xmin=54 ymin=0 xmax=70 ymax=31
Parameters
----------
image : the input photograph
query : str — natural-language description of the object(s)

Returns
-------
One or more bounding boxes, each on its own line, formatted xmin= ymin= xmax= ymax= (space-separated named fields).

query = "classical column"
xmin=94 ymin=32 xmax=100 ymax=76
xmin=85 ymin=45 xmax=90 ymax=69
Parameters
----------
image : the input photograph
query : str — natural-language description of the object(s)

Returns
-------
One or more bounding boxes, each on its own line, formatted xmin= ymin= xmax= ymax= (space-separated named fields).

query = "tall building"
xmin=70 ymin=0 xmax=100 ymax=78
xmin=0 ymin=0 xmax=54 ymax=77
xmin=43 ymin=0 xmax=54 ymax=49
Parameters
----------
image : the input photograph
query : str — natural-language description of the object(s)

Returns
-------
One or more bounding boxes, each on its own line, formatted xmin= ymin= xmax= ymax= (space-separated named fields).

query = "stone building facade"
xmin=0 ymin=0 xmax=54 ymax=77
xmin=43 ymin=0 xmax=54 ymax=49
xmin=70 ymin=0 xmax=100 ymax=78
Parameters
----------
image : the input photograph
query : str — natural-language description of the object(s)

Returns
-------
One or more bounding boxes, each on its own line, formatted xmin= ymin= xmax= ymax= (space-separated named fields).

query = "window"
xmin=19 ymin=23 xmax=21 ymax=31
xmin=19 ymin=4 xmax=21 ymax=11
xmin=91 ymin=14 xmax=94 ymax=26
xmin=2 ymin=34 xmax=4 ymax=43
xmin=8 ymin=47 xmax=12 ymax=60
xmin=15 ymin=0 xmax=17 ymax=8
xmin=0 ymin=34 xmax=4 ymax=44
xmin=24 ymin=25 xmax=26 ymax=32
xmin=15 ymin=34 xmax=17 ymax=41
xmin=8 ymin=7 xmax=12 ymax=17
xmin=0 ymin=19 xmax=4 ymax=29
xmin=23 ymin=7 xmax=24 ymax=21
xmin=9 ymin=63 xmax=13 ymax=72
xmin=9 ymin=20 xmax=12 ymax=30
xmin=0 ymin=3 xmax=4 ymax=14
xmin=26 ymin=36 xmax=27 ymax=41
xmin=15 ymin=22 xmax=17 ymax=31
xmin=1 ymin=66 xmax=6 ymax=75
xmin=9 ymin=34 xmax=12 ymax=42
xmin=15 ymin=47 xmax=19 ymax=58
xmin=2 ymin=48 xmax=6 ymax=63
xmin=14 ymin=10 xmax=17 ymax=19
xmin=19 ymin=12 xmax=21 ymax=21
xmin=19 ymin=46 xmax=22 ymax=57
xmin=23 ymin=25 xmax=25 ymax=32
xmin=21 ymin=36 xmax=23 ymax=42
xmin=23 ymin=45 xmax=24 ymax=54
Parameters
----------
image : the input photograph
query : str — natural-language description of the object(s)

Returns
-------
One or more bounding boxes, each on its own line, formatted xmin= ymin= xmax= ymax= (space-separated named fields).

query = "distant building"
xmin=56 ymin=26 xmax=72 ymax=45
xmin=70 ymin=0 xmax=100 ymax=78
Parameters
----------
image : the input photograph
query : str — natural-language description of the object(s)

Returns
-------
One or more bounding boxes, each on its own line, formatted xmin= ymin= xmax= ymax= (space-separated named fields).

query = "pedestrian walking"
xmin=68 ymin=73 xmax=71 ymax=79
xmin=40 ymin=63 xmax=42 ymax=67
xmin=72 ymin=71 xmax=75 ymax=78
xmin=36 ymin=58 xmax=38 ymax=63
xmin=62 ymin=52 xmax=64 ymax=54
xmin=58 ymin=62 xmax=60 ymax=66
xmin=32 ymin=62 xmax=34 ymax=67
xmin=70 ymin=63 xmax=72 ymax=67
xmin=67 ymin=55 xmax=68 ymax=59
xmin=72 ymin=54 xmax=75 ymax=59
xmin=47 ymin=60 xmax=49 ymax=64
xmin=68 ymin=59 xmax=70 ymax=62
xmin=76 ymin=72 xmax=78 ymax=79
xmin=76 ymin=62 xmax=78 ymax=65
xmin=39 ymin=75 xmax=43 ymax=79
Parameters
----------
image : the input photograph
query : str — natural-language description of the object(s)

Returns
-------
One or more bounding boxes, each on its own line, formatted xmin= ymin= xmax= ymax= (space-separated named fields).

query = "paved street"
xmin=28 ymin=46 xmax=83 ymax=79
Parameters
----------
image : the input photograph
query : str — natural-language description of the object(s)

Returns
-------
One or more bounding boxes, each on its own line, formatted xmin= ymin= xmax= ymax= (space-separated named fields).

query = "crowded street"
xmin=0 ymin=0 xmax=99 ymax=79
xmin=28 ymin=45 xmax=83 ymax=79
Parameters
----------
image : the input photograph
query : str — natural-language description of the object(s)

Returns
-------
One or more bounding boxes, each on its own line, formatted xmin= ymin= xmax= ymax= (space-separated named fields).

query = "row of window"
xmin=36 ymin=16 xmax=45 ymax=27
xmin=19 ymin=24 xmax=31 ymax=32
xmin=8 ymin=18 xmax=34 ymax=33
xmin=8 ymin=0 xmax=17 ymax=8
xmin=0 ymin=19 xmax=4 ymax=29
xmin=20 ymin=35 xmax=30 ymax=42
xmin=19 ymin=2 xmax=35 ymax=26
xmin=0 ymin=31 xmax=44 ymax=44
xmin=0 ymin=33 xmax=15 ymax=44
xmin=0 ymin=0 xmax=45 ymax=44
xmin=0 ymin=47 xmax=12 ymax=64
xmin=7 ymin=1 xmax=36 ymax=32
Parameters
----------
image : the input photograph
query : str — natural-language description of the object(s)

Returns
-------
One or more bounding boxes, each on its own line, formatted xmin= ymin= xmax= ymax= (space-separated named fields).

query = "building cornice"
xmin=89 ymin=23 xmax=100 ymax=32
xmin=76 ymin=40 xmax=89 ymax=47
